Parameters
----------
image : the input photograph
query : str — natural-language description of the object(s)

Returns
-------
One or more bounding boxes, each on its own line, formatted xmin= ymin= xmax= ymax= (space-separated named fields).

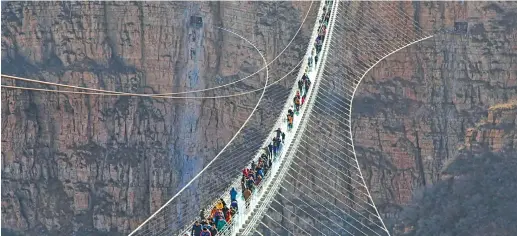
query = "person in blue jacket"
xmin=200 ymin=227 xmax=212 ymax=236
xmin=230 ymin=187 xmax=238 ymax=202
xmin=191 ymin=221 xmax=202 ymax=236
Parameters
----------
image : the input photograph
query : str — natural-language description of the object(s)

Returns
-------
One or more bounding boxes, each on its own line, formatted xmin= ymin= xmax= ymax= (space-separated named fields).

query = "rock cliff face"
xmin=392 ymin=101 xmax=517 ymax=236
xmin=3 ymin=0 xmax=517 ymax=235
xmin=1 ymin=1 xmax=317 ymax=235
xmin=352 ymin=1 xmax=517 ymax=222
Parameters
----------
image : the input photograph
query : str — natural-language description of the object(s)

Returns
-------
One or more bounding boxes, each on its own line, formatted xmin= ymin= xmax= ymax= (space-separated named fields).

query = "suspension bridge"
xmin=122 ymin=1 xmax=433 ymax=235
xmin=2 ymin=0 xmax=436 ymax=235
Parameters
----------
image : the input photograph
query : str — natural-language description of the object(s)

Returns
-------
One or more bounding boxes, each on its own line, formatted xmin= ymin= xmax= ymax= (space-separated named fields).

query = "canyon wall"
xmin=352 ymin=0 xmax=517 ymax=224
xmin=393 ymin=101 xmax=516 ymax=236
xmin=3 ymin=1 xmax=517 ymax=235
xmin=1 ymin=1 xmax=317 ymax=235
xmin=255 ymin=1 xmax=517 ymax=235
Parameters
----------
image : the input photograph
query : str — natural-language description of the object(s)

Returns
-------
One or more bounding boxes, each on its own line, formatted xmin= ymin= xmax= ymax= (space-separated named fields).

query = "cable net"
xmin=127 ymin=2 xmax=319 ymax=236
xmin=250 ymin=1 xmax=430 ymax=236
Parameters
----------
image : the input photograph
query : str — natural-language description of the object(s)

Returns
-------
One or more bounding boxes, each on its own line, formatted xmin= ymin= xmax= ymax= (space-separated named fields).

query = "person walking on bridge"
xmin=216 ymin=217 xmax=227 ymax=231
xmin=302 ymin=73 xmax=309 ymax=82
xmin=209 ymin=223 xmax=218 ymax=236
xmin=200 ymin=227 xmax=212 ymax=236
xmin=320 ymin=25 xmax=327 ymax=42
xmin=192 ymin=221 xmax=202 ymax=236
xmin=304 ymin=78 xmax=311 ymax=95
xmin=308 ymin=54 xmax=313 ymax=71
xmin=231 ymin=200 xmax=238 ymax=210
xmin=242 ymin=168 xmax=249 ymax=178
xmin=275 ymin=128 xmax=283 ymax=151
xmin=243 ymin=188 xmax=252 ymax=207
xmin=268 ymin=142 xmax=273 ymax=158
xmin=275 ymin=128 xmax=282 ymax=139
xmin=287 ymin=114 xmax=293 ymax=131
xmin=230 ymin=187 xmax=238 ymax=202
xmin=302 ymin=74 xmax=309 ymax=94
xmin=262 ymin=146 xmax=270 ymax=158
xmin=274 ymin=136 xmax=282 ymax=154
xmin=199 ymin=209 xmax=206 ymax=221
xmin=273 ymin=137 xmax=281 ymax=156
xmin=294 ymin=96 xmax=301 ymax=112
xmin=298 ymin=80 xmax=303 ymax=93
xmin=315 ymin=37 xmax=322 ymax=55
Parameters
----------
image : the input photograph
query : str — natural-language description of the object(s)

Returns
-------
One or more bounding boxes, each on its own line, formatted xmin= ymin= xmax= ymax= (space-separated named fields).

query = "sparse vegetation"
xmin=488 ymin=100 xmax=517 ymax=111
xmin=393 ymin=150 xmax=517 ymax=236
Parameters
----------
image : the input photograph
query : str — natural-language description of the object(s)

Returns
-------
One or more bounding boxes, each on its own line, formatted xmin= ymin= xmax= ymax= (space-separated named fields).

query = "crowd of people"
xmin=190 ymin=2 xmax=333 ymax=236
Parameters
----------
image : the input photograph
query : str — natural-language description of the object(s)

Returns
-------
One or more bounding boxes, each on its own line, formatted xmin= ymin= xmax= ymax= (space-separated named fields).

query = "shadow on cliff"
xmin=392 ymin=149 xmax=517 ymax=236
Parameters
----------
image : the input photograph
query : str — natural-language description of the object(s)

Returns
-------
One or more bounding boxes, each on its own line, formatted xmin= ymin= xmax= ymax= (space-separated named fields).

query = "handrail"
xmin=179 ymin=1 xmax=323 ymax=235
xmin=186 ymin=1 xmax=331 ymax=235
xmin=240 ymin=0 xmax=337 ymax=235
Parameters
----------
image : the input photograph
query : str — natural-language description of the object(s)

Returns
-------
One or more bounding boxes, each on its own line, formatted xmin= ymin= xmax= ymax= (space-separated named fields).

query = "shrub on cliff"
xmin=395 ymin=150 xmax=517 ymax=236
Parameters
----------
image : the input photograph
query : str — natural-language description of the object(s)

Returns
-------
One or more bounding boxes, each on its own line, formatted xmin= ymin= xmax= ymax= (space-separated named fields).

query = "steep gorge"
xmin=393 ymin=101 xmax=517 ymax=236
xmin=353 ymin=0 xmax=517 ymax=225
xmin=1 ymin=1 xmax=317 ymax=235
xmin=2 ymin=1 xmax=517 ymax=236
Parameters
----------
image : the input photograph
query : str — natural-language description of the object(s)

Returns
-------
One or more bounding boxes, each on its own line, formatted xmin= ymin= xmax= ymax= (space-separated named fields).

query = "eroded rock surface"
xmin=353 ymin=1 xmax=517 ymax=221
xmin=1 ymin=1 xmax=317 ymax=235
xmin=392 ymin=101 xmax=517 ymax=236
xmin=253 ymin=2 xmax=517 ymax=235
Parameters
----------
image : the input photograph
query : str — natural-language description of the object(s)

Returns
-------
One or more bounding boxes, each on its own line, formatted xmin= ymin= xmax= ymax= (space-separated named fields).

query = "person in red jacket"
xmin=225 ymin=209 xmax=232 ymax=224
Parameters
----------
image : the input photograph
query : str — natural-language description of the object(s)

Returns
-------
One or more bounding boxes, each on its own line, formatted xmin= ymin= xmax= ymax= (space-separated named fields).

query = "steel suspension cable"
xmin=281 ymin=171 xmax=377 ymax=236
xmin=126 ymin=23 xmax=270 ymax=236
xmin=241 ymin=1 xmax=338 ymax=234
xmin=2 ymin=2 xmax=314 ymax=97
xmin=1 ymin=26 xmax=264 ymax=98
xmin=276 ymin=185 xmax=354 ymax=234
xmin=1 ymin=38 xmax=305 ymax=100
xmin=255 ymin=2 xmax=434 ymax=235
xmin=285 ymin=163 xmax=385 ymax=231
xmin=128 ymin=1 xmax=322 ymax=234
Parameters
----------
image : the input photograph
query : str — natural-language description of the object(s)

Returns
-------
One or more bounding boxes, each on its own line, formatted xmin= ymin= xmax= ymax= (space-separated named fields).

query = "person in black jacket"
xmin=273 ymin=137 xmax=282 ymax=154
xmin=200 ymin=209 xmax=206 ymax=221
xmin=305 ymin=78 xmax=311 ymax=94
xmin=209 ymin=223 xmax=218 ymax=236
xmin=275 ymin=128 xmax=282 ymax=139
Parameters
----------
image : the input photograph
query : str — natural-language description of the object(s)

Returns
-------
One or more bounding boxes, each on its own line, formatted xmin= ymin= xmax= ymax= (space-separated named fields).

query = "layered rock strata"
xmin=1 ymin=1 xmax=317 ymax=235
xmin=393 ymin=101 xmax=517 ymax=236
xmin=353 ymin=1 xmax=517 ymax=221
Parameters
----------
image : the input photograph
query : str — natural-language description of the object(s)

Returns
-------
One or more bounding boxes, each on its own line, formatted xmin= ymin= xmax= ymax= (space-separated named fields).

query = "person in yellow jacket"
xmin=215 ymin=200 xmax=223 ymax=210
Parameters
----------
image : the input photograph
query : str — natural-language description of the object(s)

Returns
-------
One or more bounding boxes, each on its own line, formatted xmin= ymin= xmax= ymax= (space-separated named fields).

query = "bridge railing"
xmin=218 ymin=1 xmax=335 ymax=235
xmin=179 ymin=1 xmax=331 ymax=235
xmin=239 ymin=0 xmax=337 ymax=235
